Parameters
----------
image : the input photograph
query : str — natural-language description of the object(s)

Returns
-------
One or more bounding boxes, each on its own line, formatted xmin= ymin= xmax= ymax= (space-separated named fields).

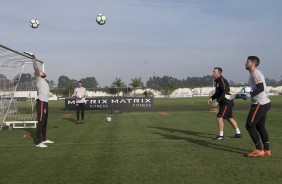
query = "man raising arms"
xmin=25 ymin=52 xmax=54 ymax=148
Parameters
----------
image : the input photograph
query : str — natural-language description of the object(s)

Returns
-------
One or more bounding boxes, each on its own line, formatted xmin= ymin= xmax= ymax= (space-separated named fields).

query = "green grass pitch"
xmin=0 ymin=96 xmax=282 ymax=184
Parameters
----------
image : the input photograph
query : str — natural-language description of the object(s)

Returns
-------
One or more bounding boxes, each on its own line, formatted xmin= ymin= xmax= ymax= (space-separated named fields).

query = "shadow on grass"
xmin=62 ymin=117 xmax=77 ymax=124
xmin=23 ymin=124 xmax=59 ymax=144
xmin=24 ymin=128 xmax=36 ymax=144
xmin=147 ymin=126 xmax=214 ymax=139
xmin=148 ymin=126 xmax=248 ymax=155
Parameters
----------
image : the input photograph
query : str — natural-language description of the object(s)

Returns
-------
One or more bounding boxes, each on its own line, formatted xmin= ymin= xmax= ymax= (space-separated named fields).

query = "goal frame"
xmin=0 ymin=44 xmax=44 ymax=131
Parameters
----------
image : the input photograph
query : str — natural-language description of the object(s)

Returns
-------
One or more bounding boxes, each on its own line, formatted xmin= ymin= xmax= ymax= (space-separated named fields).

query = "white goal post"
xmin=0 ymin=44 xmax=44 ymax=131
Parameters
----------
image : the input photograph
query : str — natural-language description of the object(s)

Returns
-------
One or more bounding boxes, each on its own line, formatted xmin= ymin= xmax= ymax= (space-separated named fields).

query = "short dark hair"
xmin=214 ymin=67 xmax=222 ymax=73
xmin=247 ymin=56 xmax=260 ymax=67
xmin=78 ymin=81 xmax=83 ymax=84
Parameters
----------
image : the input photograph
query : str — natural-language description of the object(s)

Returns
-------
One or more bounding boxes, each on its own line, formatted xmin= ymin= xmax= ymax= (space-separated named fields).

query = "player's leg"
xmin=226 ymin=101 xmax=241 ymax=138
xmin=40 ymin=102 xmax=54 ymax=144
xmin=42 ymin=102 xmax=54 ymax=144
xmin=76 ymin=103 xmax=81 ymax=123
xmin=256 ymin=103 xmax=271 ymax=155
xmin=42 ymin=102 xmax=48 ymax=141
xmin=228 ymin=118 xmax=242 ymax=138
xmin=35 ymin=100 xmax=47 ymax=148
xmin=213 ymin=104 xmax=226 ymax=140
xmin=80 ymin=103 xmax=85 ymax=123
xmin=245 ymin=103 xmax=265 ymax=157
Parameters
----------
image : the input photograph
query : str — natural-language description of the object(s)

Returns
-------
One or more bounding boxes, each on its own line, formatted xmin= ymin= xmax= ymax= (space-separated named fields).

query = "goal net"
xmin=0 ymin=44 xmax=44 ymax=131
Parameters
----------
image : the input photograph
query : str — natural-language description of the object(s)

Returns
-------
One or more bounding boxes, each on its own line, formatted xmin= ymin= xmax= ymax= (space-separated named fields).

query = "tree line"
xmin=1 ymin=73 xmax=281 ymax=96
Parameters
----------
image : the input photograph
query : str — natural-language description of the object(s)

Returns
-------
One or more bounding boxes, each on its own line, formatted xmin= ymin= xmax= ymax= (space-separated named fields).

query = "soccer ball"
xmin=30 ymin=19 xmax=40 ymax=29
xmin=241 ymin=86 xmax=252 ymax=93
xmin=106 ymin=117 xmax=112 ymax=122
xmin=76 ymin=93 xmax=83 ymax=99
xmin=96 ymin=14 xmax=107 ymax=25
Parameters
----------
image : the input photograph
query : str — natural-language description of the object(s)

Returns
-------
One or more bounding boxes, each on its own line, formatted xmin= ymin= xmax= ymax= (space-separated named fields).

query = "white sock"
xmin=219 ymin=131 xmax=224 ymax=136
xmin=235 ymin=128 xmax=241 ymax=134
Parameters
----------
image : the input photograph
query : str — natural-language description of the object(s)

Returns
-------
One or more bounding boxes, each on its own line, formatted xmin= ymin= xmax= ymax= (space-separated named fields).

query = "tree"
xmin=265 ymin=78 xmax=278 ymax=86
xmin=80 ymin=76 xmax=99 ymax=89
xmin=130 ymin=77 xmax=142 ymax=89
xmin=147 ymin=75 xmax=214 ymax=89
xmin=65 ymin=82 xmax=74 ymax=96
xmin=58 ymin=75 xmax=71 ymax=88
xmin=19 ymin=73 xmax=33 ymax=83
xmin=0 ymin=74 xmax=9 ymax=90
xmin=229 ymin=80 xmax=235 ymax=86
xmin=47 ymin=80 xmax=57 ymax=89
xmin=111 ymin=77 xmax=125 ymax=95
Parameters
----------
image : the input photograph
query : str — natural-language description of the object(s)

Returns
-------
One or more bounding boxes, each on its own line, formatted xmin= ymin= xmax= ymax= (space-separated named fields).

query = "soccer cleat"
xmin=42 ymin=140 xmax=54 ymax=144
xmin=264 ymin=150 xmax=272 ymax=156
xmin=230 ymin=134 xmax=242 ymax=138
xmin=81 ymin=121 xmax=84 ymax=124
xmin=76 ymin=120 xmax=80 ymax=124
xmin=247 ymin=150 xmax=265 ymax=158
xmin=36 ymin=143 xmax=47 ymax=148
xmin=213 ymin=136 xmax=224 ymax=140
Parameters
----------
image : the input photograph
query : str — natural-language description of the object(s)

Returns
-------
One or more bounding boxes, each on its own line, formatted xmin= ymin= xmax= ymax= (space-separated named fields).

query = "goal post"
xmin=0 ymin=44 xmax=44 ymax=131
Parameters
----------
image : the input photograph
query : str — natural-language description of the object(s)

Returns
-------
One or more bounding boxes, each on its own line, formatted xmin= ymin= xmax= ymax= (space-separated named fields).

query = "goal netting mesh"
xmin=0 ymin=44 xmax=44 ymax=131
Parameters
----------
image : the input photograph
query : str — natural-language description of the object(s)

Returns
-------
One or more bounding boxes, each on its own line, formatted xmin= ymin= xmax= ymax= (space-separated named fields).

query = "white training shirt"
xmin=73 ymin=87 xmax=88 ymax=103
xmin=36 ymin=77 xmax=50 ymax=102
xmin=248 ymin=69 xmax=270 ymax=105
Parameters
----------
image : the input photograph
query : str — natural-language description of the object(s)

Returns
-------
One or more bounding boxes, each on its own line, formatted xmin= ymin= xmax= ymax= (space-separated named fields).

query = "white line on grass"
xmin=0 ymin=139 xmax=186 ymax=147
xmin=1 ymin=136 xmax=282 ymax=147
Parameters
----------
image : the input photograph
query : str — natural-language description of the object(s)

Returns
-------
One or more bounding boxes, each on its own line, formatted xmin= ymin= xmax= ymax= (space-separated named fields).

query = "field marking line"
xmin=0 ymin=139 xmax=185 ymax=147
xmin=1 ymin=136 xmax=282 ymax=147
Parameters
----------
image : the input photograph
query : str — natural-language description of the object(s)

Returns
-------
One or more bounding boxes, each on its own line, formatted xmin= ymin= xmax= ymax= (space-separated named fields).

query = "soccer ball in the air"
xmin=30 ymin=19 xmax=40 ymax=29
xmin=106 ymin=117 xmax=112 ymax=122
xmin=96 ymin=14 xmax=107 ymax=25
xmin=241 ymin=86 xmax=252 ymax=93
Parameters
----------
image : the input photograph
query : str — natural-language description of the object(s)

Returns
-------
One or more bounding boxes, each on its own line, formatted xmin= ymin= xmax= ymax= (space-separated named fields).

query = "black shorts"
xmin=217 ymin=101 xmax=234 ymax=119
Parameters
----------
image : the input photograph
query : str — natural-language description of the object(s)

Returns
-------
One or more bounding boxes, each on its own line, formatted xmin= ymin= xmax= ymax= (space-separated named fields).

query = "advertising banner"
xmin=65 ymin=96 xmax=154 ymax=110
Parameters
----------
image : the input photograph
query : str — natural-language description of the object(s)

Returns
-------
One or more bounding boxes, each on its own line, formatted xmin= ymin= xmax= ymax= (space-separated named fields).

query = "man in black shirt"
xmin=208 ymin=67 xmax=242 ymax=140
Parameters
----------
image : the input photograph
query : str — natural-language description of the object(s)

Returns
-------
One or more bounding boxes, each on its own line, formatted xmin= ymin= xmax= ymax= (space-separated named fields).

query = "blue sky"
xmin=1 ymin=0 xmax=282 ymax=87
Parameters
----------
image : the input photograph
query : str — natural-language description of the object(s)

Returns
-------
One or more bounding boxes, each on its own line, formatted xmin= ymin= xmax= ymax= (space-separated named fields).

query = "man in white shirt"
xmin=73 ymin=81 xmax=88 ymax=124
xmin=244 ymin=56 xmax=271 ymax=158
xmin=25 ymin=52 xmax=54 ymax=148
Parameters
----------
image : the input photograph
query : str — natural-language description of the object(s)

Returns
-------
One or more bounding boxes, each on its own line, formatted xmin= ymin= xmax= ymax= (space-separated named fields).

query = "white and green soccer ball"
xmin=106 ymin=116 xmax=112 ymax=122
xmin=30 ymin=19 xmax=40 ymax=29
xmin=96 ymin=14 xmax=107 ymax=25
xmin=241 ymin=86 xmax=252 ymax=93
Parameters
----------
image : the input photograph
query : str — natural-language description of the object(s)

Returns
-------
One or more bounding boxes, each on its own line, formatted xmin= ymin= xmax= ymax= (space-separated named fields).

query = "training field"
xmin=0 ymin=96 xmax=282 ymax=184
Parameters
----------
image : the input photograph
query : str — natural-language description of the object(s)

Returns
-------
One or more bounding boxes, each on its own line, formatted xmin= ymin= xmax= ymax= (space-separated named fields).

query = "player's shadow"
xmin=24 ymin=128 xmax=37 ymax=144
xmin=62 ymin=117 xmax=77 ymax=124
xmin=147 ymin=126 xmax=214 ymax=139
xmin=148 ymin=126 xmax=248 ymax=155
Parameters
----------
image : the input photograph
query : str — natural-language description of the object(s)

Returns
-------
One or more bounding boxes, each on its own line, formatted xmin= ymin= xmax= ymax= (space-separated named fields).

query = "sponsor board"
xmin=65 ymin=97 xmax=153 ymax=110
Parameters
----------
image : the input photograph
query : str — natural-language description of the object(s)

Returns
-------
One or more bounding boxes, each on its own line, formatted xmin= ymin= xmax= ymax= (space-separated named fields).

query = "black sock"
xmin=264 ymin=142 xmax=270 ymax=150
xmin=255 ymin=142 xmax=262 ymax=150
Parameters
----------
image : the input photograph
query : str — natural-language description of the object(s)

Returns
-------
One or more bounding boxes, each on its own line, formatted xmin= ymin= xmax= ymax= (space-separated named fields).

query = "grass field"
xmin=0 ymin=96 xmax=282 ymax=184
